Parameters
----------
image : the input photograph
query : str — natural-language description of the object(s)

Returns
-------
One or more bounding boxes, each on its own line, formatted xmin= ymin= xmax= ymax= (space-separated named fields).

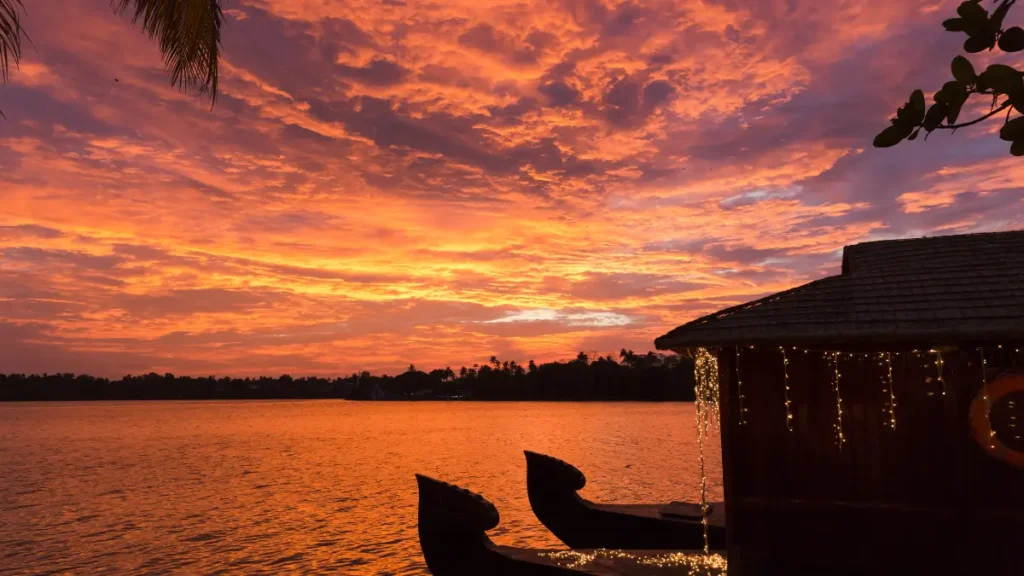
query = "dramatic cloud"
xmin=0 ymin=0 xmax=1021 ymax=377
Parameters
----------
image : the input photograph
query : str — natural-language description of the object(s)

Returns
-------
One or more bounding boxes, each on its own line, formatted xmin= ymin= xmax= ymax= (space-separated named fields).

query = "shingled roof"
xmin=654 ymin=230 xmax=1024 ymax=351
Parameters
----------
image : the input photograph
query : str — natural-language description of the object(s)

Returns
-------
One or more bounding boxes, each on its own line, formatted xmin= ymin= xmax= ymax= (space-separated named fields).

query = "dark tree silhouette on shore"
xmin=1 ymin=352 xmax=696 ymax=402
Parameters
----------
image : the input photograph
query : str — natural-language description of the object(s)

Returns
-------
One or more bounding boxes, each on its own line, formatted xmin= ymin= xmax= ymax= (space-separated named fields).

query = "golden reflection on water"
xmin=542 ymin=549 xmax=727 ymax=574
xmin=0 ymin=401 xmax=722 ymax=574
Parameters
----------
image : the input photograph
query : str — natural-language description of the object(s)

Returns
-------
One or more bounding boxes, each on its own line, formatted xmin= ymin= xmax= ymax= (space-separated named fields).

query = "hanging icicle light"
xmin=694 ymin=347 xmax=720 ymax=429
xmin=736 ymin=347 xmax=747 ymax=425
xmin=831 ymin=352 xmax=846 ymax=449
xmin=932 ymin=350 xmax=947 ymax=397
xmin=780 ymin=347 xmax=794 ymax=432
xmin=882 ymin=352 xmax=896 ymax=431
xmin=979 ymin=347 xmax=995 ymax=450
xmin=692 ymin=347 xmax=719 ymax=555
xmin=1011 ymin=396 xmax=1019 ymax=441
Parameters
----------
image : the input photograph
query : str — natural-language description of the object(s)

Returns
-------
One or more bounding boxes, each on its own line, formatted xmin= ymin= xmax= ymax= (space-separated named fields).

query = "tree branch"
xmin=936 ymin=101 xmax=1013 ymax=130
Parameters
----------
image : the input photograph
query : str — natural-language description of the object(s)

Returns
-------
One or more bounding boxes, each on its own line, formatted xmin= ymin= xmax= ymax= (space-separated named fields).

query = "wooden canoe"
xmin=524 ymin=451 xmax=726 ymax=551
xmin=415 ymin=473 xmax=724 ymax=576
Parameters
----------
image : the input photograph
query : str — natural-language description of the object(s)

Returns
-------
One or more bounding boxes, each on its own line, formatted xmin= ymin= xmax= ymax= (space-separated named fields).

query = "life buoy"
xmin=969 ymin=373 xmax=1024 ymax=469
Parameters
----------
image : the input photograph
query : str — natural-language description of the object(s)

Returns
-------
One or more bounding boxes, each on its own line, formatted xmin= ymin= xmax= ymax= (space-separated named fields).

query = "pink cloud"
xmin=0 ymin=0 xmax=1020 ymax=377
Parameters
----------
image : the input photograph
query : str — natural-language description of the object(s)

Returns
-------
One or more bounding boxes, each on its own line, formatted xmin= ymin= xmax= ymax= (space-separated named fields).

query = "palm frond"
xmin=0 ymin=0 xmax=27 ymax=119
xmin=112 ymin=0 xmax=223 ymax=105
xmin=1 ymin=0 xmax=25 ymax=82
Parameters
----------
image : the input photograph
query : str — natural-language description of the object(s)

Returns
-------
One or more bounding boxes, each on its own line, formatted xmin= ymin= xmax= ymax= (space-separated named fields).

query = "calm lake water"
xmin=0 ymin=401 xmax=722 ymax=575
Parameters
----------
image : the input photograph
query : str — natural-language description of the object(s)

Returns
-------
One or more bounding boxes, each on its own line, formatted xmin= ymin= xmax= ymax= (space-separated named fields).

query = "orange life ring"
xmin=969 ymin=373 xmax=1024 ymax=469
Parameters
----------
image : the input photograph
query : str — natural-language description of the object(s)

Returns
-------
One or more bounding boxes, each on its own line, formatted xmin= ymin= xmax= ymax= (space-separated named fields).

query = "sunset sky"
xmin=1 ymin=0 xmax=1022 ymax=378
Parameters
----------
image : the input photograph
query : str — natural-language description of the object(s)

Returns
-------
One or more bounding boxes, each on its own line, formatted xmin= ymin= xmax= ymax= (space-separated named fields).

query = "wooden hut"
xmin=655 ymin=230 xmax=1024 ymax=576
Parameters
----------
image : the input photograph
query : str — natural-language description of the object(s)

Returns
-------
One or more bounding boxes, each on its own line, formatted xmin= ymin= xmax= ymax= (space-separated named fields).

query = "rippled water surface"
xmin=0 ymin=401 xmax=722 ymax=574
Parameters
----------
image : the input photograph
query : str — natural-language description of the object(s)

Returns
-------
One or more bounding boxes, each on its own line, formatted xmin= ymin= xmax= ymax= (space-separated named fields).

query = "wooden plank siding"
xmin=712 ymin=344 xmax=1024 ymax=576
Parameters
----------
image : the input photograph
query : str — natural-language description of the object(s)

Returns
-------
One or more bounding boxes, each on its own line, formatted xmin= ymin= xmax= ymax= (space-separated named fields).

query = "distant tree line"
xmin=0 ymin=350 xmax=696 ymax=402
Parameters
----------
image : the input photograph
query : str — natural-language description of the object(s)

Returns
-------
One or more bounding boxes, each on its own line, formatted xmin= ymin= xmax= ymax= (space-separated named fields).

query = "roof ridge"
xmin=841 ymin=229 xmax=1024 ymax=275
xmin=846 ymin=229 xmax=1024 ymax=250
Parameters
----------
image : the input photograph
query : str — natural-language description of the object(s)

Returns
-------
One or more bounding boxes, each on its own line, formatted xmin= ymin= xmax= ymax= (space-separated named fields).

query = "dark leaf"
xmin=1011 ymin=140 xmax=1024 ymax=156
xmin=951 ymin=55 xmax=976 ymax=84
xmin=999 ymin=27 xmax=1024 ymax=52
xmin=979 ymin=64 xmax=1024 ymax=95
xmin=1011 ymin=92 xmax=1024 ymax=114
xmin=873 ymin=123 xmax=914 ymax=148
xmin=957 ymin=1 xmax=988 ymax=36
xmin=940 ymin=80 xmax=968 ymax=124
xmin=923 ymin=102 xmax=947 ymax=131
xmin=909 ymin=89 xmax=926 ymax=125
xmin=999 ymin=117 xmax=1024 ymax=141
xmin=947 ymin=100 xmax=965 ymax=125
xmin=908 ymin=128 xmax=920 ymax=141
xmin=957 ymin=0 xmax=986 ymax=19
xmin=964 ymin=35 xmax=995 ymax=52
xmin=943 ymin=18 xmax=967 ymax=32
xmin=896 ymin=90 xmax=926 ymax=126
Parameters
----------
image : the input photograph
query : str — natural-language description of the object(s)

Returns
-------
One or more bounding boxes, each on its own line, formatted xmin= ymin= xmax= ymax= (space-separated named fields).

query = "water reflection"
xmin=0 ymin=401 xmax=722 ymax=574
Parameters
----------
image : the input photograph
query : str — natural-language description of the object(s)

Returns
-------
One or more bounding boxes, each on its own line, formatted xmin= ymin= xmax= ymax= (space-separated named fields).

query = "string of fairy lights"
xmin=694 ymin=348 xmax=721 ymax=431
xmin=675 ymin=343 xmax=1018 ymax=569
xmin=541 ymin=344 xmax=1018 ymax=575
xmin=980 ymin=347 xmax=995 ymax=450
xmin=880 ymin=352 xmax=897 ymax=430
xmin=1011 ymin=396 xmax=1019 ymax=442
xmin=692 ymin=347 xmax=719 ymax=555
xmin=933 ymin=350 xmax=947 ymax=397
xmin=830 ymin=352 xmax=846 ymax=449
xmin=779 ymin=347 xmax=794 ymax=432
xmin=735 ymin=347 xmax=748 ymax=425
xmin=698 ymin=344 xmax=1021 ymax=444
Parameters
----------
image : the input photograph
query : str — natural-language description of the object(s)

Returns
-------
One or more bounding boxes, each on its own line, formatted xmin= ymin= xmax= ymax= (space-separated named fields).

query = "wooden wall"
xmin=715 ymin=344 xmax=1024 ymax=576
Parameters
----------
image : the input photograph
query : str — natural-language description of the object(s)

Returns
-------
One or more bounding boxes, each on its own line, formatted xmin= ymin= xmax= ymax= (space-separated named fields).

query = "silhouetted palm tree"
xmin=1 ymin=0 xmax=223 ymax=117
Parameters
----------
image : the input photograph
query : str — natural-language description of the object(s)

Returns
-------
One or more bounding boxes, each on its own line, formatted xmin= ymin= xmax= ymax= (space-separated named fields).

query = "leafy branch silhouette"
xmin=875 ymin=0 xmax=1024 ymax=155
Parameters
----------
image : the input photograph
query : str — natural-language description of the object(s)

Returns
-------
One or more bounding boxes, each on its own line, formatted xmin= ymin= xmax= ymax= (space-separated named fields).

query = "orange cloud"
xmin=0 ymin=0 xmax=1020 ymax=377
